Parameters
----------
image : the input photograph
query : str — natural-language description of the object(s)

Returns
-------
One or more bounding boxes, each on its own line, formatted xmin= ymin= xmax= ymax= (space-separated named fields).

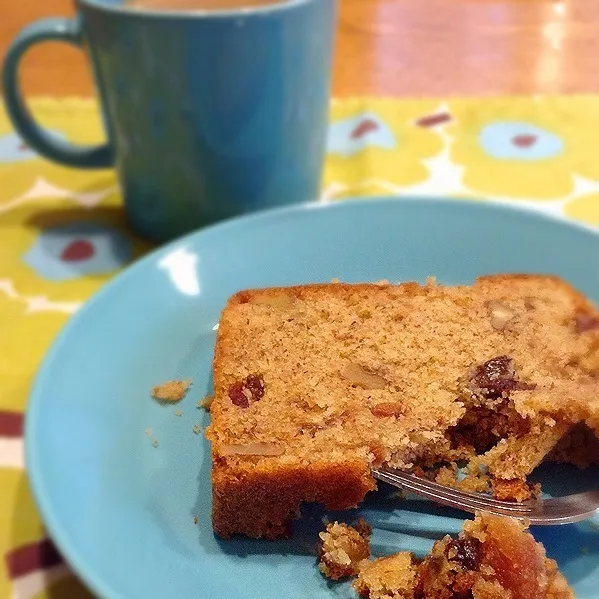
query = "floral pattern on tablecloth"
xmin=2 ymin=96 xmax=599 ymax=598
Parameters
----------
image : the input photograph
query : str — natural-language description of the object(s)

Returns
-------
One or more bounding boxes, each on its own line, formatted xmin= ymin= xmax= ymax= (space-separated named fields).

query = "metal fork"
xmin=373 ymin=468 xmax=599 ymax=525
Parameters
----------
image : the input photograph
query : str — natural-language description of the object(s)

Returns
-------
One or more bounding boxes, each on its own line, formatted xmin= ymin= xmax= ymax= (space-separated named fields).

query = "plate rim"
xmin=24 ymin=196 xmax=599 ymax=599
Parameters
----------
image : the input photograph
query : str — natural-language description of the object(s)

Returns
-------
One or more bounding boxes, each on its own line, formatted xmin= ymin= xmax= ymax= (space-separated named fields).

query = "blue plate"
xmin=26 ymin=198 xmax=599 ymax=599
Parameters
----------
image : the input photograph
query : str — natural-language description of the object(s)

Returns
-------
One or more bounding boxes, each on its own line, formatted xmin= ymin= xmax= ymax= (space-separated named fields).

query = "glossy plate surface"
xmin=26 ymin=198 xmax=599 ymax=599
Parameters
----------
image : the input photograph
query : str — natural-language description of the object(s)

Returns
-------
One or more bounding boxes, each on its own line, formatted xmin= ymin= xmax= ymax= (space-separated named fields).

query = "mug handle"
xmin=2 ymin=17 xmax=114 ymax=169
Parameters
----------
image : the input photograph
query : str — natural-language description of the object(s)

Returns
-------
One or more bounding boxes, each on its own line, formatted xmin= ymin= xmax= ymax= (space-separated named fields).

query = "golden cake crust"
xmin=212 ymin=458 xmax=375 ymax=539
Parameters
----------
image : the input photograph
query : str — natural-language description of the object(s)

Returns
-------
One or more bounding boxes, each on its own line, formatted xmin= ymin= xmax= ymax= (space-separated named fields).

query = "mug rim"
xmin=77 ymin=0 xmax=318 ymax=18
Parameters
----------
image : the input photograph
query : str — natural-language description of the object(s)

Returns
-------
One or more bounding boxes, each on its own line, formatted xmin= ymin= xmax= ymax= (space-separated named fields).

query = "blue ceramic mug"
xmin=2 ymin=0 xmax=337 ymax=242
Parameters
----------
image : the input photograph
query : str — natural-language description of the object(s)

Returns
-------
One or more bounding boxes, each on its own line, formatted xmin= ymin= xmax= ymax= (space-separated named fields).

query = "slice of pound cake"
xmin=206 ymin=275 xmax=599 ymax=538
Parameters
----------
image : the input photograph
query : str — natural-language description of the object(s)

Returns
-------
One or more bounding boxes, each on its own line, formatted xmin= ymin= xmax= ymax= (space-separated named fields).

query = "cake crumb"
xmin=355 ymin=552 xmax=416 ymax=599
xmin=492 ymin=477 xmax=536 ymax=502
xmin=193 ymin=516 xmax=198 ymax=525
xmin=197 ymin=396 xmax=213 ymax=411
xmin=458 ymin=472 xmax=492 ymax=494
xmin=174 ymin=410 xmax=183 ymax=417
xmin=145 ymin=428 xmax=159 ymax=447
xmin=318 ymin=521 xmax=371 ymax=580
xmin=192 ymin=424 xmax=202 ymax=435
xmin=434 ymin=464 xmax=492 ymax=494
xmin=151 ymin=379 xmax=192 ymax=402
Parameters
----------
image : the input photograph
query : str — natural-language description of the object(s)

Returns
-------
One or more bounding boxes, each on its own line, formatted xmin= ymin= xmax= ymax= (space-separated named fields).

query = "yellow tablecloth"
xmin=2 ymin=96 xmax=599 ymax=598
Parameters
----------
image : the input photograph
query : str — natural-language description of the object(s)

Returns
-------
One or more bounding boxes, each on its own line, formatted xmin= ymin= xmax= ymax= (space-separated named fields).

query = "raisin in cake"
xmin=349 ymin=513 xmax=575 ymax=599
xmin=207 ymin=275 xmax=599 ymax=538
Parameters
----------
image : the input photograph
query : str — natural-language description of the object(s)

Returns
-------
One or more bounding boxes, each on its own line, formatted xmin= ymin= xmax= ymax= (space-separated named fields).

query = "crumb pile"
xmin=320 ymin=513 xmax=575 ymax=599
xmin=207 ymin=276 xmax=599 ymax=538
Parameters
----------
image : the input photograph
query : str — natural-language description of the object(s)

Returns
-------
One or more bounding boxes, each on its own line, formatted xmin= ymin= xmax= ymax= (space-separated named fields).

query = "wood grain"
xmin=2 ymin=0 xmax=599 ymax=97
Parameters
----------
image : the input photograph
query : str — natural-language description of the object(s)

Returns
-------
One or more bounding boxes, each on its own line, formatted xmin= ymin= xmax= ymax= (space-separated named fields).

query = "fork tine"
xmin=372 ymin=469 xmax=599 ymax=525
xmin=535 ymin=492 xmax=599 ymax=524
xmin=372 ymin=469 xmax=534 ymax=518
xmin=373 ymin=469 xmax=599 ymax=525
xmin=373 ymin=469 xmax=533 ymax=512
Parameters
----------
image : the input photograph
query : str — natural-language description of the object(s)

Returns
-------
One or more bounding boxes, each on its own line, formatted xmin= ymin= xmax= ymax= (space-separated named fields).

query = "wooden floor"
xmin=2 ymin=0 xmax=599 ymax=97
